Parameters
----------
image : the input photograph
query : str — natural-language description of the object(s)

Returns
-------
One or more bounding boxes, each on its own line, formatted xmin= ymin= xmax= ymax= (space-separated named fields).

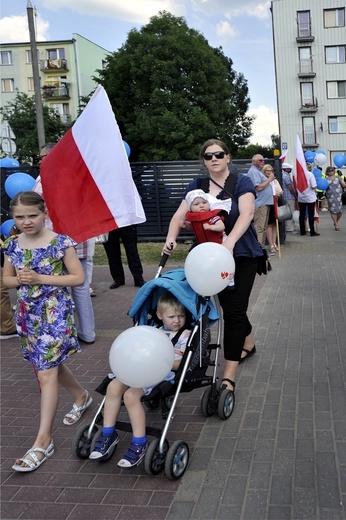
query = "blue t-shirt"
xmin=184 ymin=174 xmax=263 ymax=258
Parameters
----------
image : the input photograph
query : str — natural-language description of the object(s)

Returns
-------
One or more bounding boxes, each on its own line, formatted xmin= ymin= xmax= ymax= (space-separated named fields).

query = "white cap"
xmin=282 ymin=163 xmax=293 ymax=170
xmin=185 ymin=189 xmax=210 ymax=210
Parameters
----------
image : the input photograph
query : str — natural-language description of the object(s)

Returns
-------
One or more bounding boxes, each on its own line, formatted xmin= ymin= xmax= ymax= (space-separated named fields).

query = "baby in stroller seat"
xmin=89 ymin=292 xmax=191 ymax=468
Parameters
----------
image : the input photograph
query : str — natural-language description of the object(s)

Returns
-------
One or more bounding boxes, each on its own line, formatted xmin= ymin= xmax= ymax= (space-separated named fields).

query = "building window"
xmin=325 ymin=46 xmax=346 ymax=64
xmin=47 ymin=48 xmax=65 ymax=60
xmin=297 ymin=11 xmax=311 ymax=38
xmin=301 ymin=82 xmax=314 ymax=106
xmin=0 ymin=51 xmax=12 ymax=65
xmin=327 ymin=81 xmax=346 ymax=99
xmin=26 ymin=49 xmax=39 ymax=64
xmin=329 ymin=116 xmax=346 ymax=133
xmin=302 ymin=117 xmax=316 ymax=144
xmin=1 ymin=79 xmax=15 ymax=92
xmin=28 ymin=77 xmax=35 ymax=91
xmin=324 ymin=8 xmax=345 ymax=28
xmin=299 ymin=47 xmax=313 ymax=73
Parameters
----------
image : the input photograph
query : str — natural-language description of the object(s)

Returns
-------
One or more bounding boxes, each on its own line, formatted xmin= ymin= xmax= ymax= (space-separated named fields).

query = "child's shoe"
xmin=89 ymin=431 xmax=119 ymax=460
xmin=117 ymin=442 xmax=148 ymax=468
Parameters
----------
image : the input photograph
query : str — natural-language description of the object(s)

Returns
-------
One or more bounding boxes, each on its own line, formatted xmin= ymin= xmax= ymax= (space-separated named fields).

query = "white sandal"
xmin=63 ymin=391 xmax=93 ymax=425
xmin=12 ymin=441 xmax=54 ymax=472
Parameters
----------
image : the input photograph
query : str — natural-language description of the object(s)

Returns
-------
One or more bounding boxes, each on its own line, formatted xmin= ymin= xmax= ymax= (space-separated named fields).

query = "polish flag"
xmin=279 ymin=149 xmax=287 ymax=163
xmin=40 ymin=86 xmax=146 ymax=243
xmin=294 ymin=133 xmax=309 ymax=193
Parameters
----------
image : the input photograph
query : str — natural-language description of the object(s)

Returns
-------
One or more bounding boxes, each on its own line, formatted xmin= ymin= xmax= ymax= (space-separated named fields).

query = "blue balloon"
xmin=123 ymin=141 xmax=131 ymax=158
xmin=8 ymin=158 xmax=20 ymax=167
xmin=316 ymin=178 xmax=329 ymax=191
xmin=333 ymin=154 xmax=346 ymax=168
xmin=304 ymin=151 xmax=315 ymax=164
xmin=0 ymin=157 xmax=17 ymax=168
xmin=4 ymin=172 xmax=36 ymax=198
xmin=315 ymin=149 xmax=326 ymax=156
xmin=0 ymin=219 xmax=15 ymax=237
xmin=312 ymin=168 xmax=322 ymax=179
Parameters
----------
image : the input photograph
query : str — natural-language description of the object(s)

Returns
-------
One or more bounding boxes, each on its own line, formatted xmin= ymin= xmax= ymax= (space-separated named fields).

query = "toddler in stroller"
xmin=89 ymin=291 xmax=191 ymax=468
xmin=73 ymin=267 xmax=234 ymax=479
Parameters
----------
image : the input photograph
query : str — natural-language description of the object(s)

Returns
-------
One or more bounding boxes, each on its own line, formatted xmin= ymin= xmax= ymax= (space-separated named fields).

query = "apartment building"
xmin=271 ymin=0 xmax=346 ymax=166
xmin=0 ymin=33 xmax=111 ymax=125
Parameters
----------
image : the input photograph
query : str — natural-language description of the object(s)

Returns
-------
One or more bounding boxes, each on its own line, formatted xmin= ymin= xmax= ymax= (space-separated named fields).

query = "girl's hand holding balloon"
xmin=17 ymin=267 xmax=40 ymax=285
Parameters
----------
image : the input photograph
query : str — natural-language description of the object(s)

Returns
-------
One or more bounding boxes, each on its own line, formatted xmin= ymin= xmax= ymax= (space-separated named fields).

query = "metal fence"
xmin=1 ymin=159 xmax=281 ymax=241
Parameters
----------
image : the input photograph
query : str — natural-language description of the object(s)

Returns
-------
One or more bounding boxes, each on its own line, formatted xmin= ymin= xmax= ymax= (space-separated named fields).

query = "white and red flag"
xmin=279 ymin=149 xmax=287 ymax=163
xmin=293 ymin=133 xmax=309 ymax=193
xmin=40 ymin=86 xmax=146 ymax=243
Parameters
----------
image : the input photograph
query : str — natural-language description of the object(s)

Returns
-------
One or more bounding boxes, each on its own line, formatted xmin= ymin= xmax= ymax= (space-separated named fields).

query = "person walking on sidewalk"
xmin=325 ymin=165 xmax=346 ymax=231
xmin=297 ymin=169 xmax=320 ymax=237
xmin=2 ymin=192 xmax=92 ymax=473
xmin=163 ymin=139 xmax=263 ymax=400
xmin=246 ymin=154 xmax=275 ymax=246
xmin=103 ymin=225 xmax=145 ymax=289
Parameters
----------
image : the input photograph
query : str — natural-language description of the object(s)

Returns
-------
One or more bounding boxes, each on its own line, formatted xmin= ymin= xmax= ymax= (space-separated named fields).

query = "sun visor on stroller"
xmin=128 ymin=268 xmax=220 ymax=325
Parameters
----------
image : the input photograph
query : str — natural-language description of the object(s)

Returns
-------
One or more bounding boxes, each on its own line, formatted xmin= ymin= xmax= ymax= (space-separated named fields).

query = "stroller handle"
xmin=156 ymin=243 xmax=173 ymax=277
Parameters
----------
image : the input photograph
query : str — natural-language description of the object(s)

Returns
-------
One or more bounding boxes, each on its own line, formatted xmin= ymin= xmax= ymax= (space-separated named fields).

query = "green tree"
xmin=95 ymin=11 xmax=253 ymax=161
xmin=0 ymin=91 xmax=68 ymax=164
xmin=234 ymin=134 xmax=282 ymax=159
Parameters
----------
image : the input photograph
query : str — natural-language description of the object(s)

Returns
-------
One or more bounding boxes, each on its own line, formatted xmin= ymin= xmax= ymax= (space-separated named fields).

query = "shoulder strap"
xmin=209 ymin=173 xmax=238 ymax=201
xmin=171 ymin=327 xmax=187 ymax=346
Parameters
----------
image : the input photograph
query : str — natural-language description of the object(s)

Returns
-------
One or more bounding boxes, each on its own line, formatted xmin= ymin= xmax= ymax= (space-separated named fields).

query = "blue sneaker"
xmin=89 ymin=431 xmax=119 ymax=460
xmin=117 ymin=442 xmax=148 ymax=468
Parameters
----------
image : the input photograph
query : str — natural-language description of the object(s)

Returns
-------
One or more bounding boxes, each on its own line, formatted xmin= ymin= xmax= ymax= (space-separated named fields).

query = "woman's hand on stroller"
xmin=162 ymin=241 xmax=176 ymax=256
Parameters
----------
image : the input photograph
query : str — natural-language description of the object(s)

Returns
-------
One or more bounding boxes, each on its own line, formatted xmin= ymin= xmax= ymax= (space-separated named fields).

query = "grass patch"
xmin=93 ymin=241 xmax=192 ymax=266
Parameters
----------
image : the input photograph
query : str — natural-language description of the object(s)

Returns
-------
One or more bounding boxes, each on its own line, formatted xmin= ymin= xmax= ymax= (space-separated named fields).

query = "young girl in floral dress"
xmin=2 ymin=191 xmax=92 ymax=472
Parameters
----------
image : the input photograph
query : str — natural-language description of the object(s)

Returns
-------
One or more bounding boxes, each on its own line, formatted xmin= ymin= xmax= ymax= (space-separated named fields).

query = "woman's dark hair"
xmin=199 ymin=139 xmax=231 ymax=160
xmin=10 ymin=191 xmax=46 ymax=215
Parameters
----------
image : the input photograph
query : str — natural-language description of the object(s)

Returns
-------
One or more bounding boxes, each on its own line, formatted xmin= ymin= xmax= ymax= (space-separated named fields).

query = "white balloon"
xmin=185 ymin=242 xmax=235 ymax=296
xmin=292 ymin=210 xmax=300 ymax=223
xmin=109 ymin=326 xmax=174 ymax=388
xmin=314 ymin=153 xmax=327 ymax=166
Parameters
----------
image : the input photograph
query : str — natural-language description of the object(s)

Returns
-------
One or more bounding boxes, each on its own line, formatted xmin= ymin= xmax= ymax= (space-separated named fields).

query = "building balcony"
xmin=298 ymin=60 xmax=316 ymax=77
xmin=42 ymin=85 xmax=70 ymax=100
xmin=41 ymin=58 xmax=68 ymax=72
xmin=300 ymin=100 xmax=318 ymax=113
xmin=296 ymin=23 xmax=314 ymax=42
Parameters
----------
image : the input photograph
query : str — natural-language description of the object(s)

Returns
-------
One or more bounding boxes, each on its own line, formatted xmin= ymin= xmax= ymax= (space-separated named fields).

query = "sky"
xmin=0 ymin=0 xmax=279 ymax=146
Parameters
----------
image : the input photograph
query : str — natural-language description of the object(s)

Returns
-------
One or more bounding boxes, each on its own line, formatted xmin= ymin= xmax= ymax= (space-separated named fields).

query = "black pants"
xmin=103 ymin=226 xmax=144 ymax=284
xmin=298 ymin=202 xmax=316 ymax=235
xmin=218 ymin=256 xmax=258 ymax=362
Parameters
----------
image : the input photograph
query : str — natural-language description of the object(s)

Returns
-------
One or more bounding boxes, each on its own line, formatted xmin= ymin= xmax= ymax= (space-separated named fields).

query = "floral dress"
xmin=2 ymin=234 xmax=80 ymax=370
xmin=326 ymin=177 xmax=344 ymax=214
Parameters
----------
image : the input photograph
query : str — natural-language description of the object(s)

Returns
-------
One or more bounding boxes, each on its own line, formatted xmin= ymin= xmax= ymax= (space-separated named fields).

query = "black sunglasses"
xmin=203 ymin=151 xmax=226 ymax=161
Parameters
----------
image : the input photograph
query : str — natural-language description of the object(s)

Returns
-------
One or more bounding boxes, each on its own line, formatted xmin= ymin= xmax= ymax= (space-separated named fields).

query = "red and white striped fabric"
xmin=40 ymin=86 xmax=146 ymax=243
xmin=279 ymin=149 xmax=287 ymax=163
xmin=293 ymin=133 xmax=309 ymax=193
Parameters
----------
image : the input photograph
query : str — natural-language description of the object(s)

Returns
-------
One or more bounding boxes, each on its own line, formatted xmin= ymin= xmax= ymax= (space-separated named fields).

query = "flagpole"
xmin=276 ymin=218 xmax=281 ymax=258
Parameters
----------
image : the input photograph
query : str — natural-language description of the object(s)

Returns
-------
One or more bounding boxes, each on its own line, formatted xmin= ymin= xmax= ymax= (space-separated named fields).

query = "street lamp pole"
xmin=27 ymin=0 xmax=46 ymax=151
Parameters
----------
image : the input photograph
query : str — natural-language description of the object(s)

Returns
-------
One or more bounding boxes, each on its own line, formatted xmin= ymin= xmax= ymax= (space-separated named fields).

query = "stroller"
xmin=72 ymin=260 xmax=235 ymax=480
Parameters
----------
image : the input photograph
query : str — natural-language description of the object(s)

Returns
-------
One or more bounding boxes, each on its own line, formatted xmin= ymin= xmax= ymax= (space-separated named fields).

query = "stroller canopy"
xmin=128 ymin=268 xmax=220 ymax=325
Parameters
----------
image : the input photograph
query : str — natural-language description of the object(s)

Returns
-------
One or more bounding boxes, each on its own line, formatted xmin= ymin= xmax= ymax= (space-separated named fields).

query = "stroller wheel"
xmin=201 ymin=387 xmax=217 ymax=417
xmin=164 ymin=440 xmax=189 ymax=480
xmin=218 ymin=388 xmax=235 ymax=420
xmin=72 ymin=422 xmax=100 ymax=459
xmin=144 ymin=438 xmax=169 ymax=475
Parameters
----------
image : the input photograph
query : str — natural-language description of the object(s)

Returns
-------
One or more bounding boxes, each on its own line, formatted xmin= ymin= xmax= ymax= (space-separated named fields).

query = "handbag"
xmin=278 ymin=203 xmax=292 ymax=222
xmin=257 ymin=246 xmax=272 ymax=276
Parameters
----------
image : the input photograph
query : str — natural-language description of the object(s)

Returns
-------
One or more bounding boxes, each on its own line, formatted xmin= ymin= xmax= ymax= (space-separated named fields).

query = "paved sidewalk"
xmin=1 ymin=212 xmax=346 ymax=520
